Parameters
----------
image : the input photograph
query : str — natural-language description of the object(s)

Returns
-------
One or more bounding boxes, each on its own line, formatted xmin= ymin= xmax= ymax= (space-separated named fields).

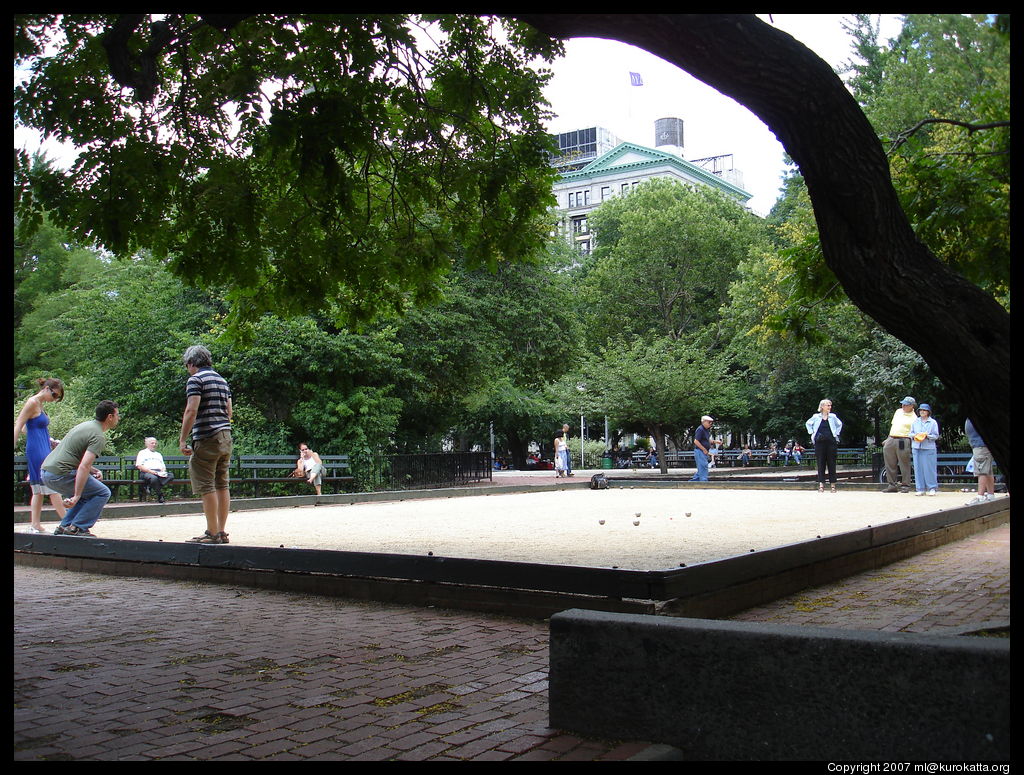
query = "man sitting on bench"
xmin=136 ymin=436 xmax=174 ymax=503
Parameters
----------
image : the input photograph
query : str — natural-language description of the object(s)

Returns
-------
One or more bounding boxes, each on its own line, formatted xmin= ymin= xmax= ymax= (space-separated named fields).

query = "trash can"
xmin=871 ymin=451 xmax=884 ymax=483
xmin=601 ymin=455 xmax=613 ymax=470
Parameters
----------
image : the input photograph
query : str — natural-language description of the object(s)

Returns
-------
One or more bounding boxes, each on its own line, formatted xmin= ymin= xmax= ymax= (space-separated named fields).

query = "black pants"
xmin=140 ymin=472 xmax=173 ymax=498
xmin=814 ymin=437 xmax=837 ymax=484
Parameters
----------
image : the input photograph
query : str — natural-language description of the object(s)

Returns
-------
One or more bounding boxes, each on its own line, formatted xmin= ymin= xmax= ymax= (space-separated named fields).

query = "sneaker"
xmin=881 ymin=485 xmax=899 ymax=493
xmin=966 ymin=495 xmax=988 ymax=506
xmin=64 ymin=526 xmax=97 ymax=537
xmin=914 ymin=491 xmax=925 ymax=497
xmin=984 ymin=492 xmax=996 ymax=501
xmin=53 ymin=525 xmax=68 ymax=536
xmin=899 ymin=486 xmax=910 ymax=494
xmin=926 ymin=490 xmax=937 ymax=496
xmin=26 ymin=525 xmax=47 ymax=534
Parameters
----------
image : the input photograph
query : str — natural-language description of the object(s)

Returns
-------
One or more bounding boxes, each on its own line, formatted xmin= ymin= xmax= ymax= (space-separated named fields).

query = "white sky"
xmin=542 ymin=14 xmax=904 ymax=215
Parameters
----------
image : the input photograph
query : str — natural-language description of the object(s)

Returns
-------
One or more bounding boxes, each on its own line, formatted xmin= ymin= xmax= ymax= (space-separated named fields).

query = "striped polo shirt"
xmin=186 ymin=368 xmax=232 ymax=441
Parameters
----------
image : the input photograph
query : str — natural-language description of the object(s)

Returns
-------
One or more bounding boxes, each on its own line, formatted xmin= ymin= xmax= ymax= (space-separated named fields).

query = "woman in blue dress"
xmin=14 ymin=377 xmax=67 ymax=533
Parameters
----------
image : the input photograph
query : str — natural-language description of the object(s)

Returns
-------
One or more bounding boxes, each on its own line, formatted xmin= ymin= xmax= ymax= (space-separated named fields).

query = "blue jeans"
xmin=41 ymin=470 xmax=111 ymax=530
xmin=691 ymin=449 xmax=709 ymax=481
xmin=912 ymin=448 xmax=938 ymax=492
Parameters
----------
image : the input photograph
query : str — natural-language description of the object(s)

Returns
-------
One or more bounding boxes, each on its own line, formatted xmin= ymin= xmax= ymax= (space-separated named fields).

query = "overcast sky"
xmin=542 ymin=14 xmax=903 ymax=215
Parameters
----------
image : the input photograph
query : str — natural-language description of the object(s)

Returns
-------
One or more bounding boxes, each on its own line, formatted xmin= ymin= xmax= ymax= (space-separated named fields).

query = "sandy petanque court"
xmin=42 ymin=487 xmax=978 ymax=571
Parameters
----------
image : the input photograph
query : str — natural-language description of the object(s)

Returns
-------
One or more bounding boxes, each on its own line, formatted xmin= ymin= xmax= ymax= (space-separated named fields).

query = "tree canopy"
xmin=13 ymin=13 xmax=1011 ymax=479
xmin=15 ymin=14 xmax=563 ymax=329
xmin=515 ymin=13 xmax=1010 ymax=479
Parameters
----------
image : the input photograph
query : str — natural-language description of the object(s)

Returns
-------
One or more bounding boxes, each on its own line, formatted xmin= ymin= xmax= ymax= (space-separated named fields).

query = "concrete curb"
xmin=549 ymin=609 xmax=1010 ymax=760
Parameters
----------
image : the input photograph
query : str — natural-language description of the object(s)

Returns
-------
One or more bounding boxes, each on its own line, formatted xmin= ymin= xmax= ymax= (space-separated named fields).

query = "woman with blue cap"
xmin=911 ymin=404 xmax=940 ymax=496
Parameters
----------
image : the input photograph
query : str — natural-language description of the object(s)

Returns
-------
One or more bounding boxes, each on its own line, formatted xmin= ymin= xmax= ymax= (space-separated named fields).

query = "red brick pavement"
xmin=13 ymin=519 xmax=1008 ymax=761
xmin=728 ymin=520 xmax=1010 ymax=634
xmin=13 ymin=565 xmax=653 ymax=761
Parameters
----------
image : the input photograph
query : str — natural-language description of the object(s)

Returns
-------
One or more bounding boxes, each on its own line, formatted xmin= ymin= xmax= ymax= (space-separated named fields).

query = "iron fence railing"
xmin=353 ymin=451 xmax=492 ymax=491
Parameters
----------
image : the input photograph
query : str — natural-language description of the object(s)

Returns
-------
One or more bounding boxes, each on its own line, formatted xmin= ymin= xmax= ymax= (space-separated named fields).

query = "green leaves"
xmin=580 ymin=179 xmax=769 ymax=346
xmin=14 ymin=14 xmax=562 ymax=328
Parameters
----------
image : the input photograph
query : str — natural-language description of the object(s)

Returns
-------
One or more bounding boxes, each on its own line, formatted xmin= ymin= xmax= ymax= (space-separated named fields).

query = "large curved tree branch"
xmin=514 ymin=13 xmax=1010 ymax=481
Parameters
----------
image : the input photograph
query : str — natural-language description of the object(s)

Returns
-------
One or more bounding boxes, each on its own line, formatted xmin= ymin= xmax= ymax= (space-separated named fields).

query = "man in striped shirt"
xmin=178 ymin=345 xmax=233 ymax=544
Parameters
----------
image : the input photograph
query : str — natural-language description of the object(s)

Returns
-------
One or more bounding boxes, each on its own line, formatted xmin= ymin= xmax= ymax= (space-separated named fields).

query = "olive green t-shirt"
xmin=41 ymin=419 xmax=107 ymax=475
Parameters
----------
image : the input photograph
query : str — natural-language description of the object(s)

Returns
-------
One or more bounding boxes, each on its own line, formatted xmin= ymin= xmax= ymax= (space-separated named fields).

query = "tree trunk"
xmin=514 ymin=13 xmax=1010 ymax=485
xmin=647 ymin=423 xmax=669 ymax=475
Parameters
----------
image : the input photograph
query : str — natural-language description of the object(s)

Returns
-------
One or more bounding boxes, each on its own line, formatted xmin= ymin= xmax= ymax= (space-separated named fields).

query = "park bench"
xmin=121 ymin=454 xmax=192 ymax=502
xmin=14 ymin=454 xmax=133 ymax=503
xmin=236 ymin=454 xmax=353 ymax=496
xmin=620 ymin=447 xmax=869 ymax=471
xmin=875 ymin=451 xmax=1002 ymax=486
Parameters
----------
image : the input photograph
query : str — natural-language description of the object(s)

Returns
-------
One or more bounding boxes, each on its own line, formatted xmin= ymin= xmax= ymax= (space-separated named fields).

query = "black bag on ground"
xmin=589 ymin=473 xmax=609 ymax=490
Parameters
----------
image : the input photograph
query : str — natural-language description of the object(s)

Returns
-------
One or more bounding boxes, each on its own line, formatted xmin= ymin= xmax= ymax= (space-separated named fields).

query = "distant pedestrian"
xmin=553 ymin=431 xmax=568 ymax=478
xmin=42 ymin=400 xmax=121 ymax=536
xmin=561 ymin=424 xmax=574 ymax=476
xmin=806 ymin=398 xmax=842 ymax=493
xmin=964 ymin=418 xmax=996 ymax=504
xmin=689 ymin=416 xmax=714 ymax=481
xmin=179 ymin=345 xmax=233 ymax=544
xmin=911 ymin=404 xmax=940 ymax=496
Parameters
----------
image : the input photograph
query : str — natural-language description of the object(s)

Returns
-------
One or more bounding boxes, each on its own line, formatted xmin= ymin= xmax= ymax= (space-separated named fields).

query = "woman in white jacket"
xmin=806 ymin=399 xmax=843 ymax=492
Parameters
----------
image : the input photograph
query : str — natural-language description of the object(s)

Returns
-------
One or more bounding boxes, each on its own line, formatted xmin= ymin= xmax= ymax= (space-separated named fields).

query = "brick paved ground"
xmin=13 ymin=519 xmax=1009 ymax=761
xmin=13 ymin=566 xmax=654 ymax=761
xmin=728 ymin=520 xmax=1010 ymax=634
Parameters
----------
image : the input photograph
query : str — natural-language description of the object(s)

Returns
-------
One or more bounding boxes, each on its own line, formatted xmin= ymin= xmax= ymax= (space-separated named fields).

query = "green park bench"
xmin=236 ymin=454 xmax=353 ymax=496
xmin=121 ymin=454 xmax=192 ymax=502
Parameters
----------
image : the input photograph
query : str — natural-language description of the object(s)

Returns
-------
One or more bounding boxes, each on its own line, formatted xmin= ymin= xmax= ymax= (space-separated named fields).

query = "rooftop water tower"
xmin=654 ymin=117 xmax=684 ymax=156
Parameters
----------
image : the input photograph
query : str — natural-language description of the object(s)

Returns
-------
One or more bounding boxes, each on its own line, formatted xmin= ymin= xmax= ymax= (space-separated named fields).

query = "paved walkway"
xmin=13 ymin=519 xmax=1009 ymax=761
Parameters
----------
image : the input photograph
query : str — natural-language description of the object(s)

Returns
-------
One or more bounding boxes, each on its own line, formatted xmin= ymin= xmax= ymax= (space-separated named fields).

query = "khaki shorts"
xmin=971 ymin=446 xmax=993 ymax=476
xmin=189 ymin=429 xmax=233 ymax=496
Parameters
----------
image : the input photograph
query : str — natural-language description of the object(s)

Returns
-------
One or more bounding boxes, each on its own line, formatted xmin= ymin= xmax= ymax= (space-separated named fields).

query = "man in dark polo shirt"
xmin=689 ymin=415 xmax=714 ymax=482
xmin=178 ymin=345 xmax=233 ymax=544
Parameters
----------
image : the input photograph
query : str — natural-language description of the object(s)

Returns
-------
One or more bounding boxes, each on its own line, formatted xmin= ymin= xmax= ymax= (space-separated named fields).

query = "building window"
xmin=572 ymin=216 xmax=588 ymax=235
xmin=577 ymin=239 xmax=591 ymax=256
xmin=601 ymin=186 xmax=611 ymax=201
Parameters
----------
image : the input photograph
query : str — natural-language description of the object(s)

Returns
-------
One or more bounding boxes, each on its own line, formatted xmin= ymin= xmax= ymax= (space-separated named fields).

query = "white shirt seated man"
xmin=136 ymin=437 xmax=174 ymax=503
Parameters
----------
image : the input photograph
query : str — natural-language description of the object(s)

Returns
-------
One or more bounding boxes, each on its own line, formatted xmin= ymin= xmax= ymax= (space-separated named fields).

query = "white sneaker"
xmin=966 ymin=495 xmax=987 ymax=505
xmin=914 ymin=491 xmax=925 ymax=497
xmin=926 ymin=490 xmax=937 ymax=496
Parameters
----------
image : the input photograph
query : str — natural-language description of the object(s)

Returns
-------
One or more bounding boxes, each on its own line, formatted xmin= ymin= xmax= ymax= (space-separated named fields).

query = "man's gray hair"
xmin=183 ymin=345 xmax=213 ymax=369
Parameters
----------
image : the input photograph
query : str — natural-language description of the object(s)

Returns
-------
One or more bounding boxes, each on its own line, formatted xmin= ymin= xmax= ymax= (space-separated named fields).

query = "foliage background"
xmin=13 ymin=14 xmax=1007 ymax=464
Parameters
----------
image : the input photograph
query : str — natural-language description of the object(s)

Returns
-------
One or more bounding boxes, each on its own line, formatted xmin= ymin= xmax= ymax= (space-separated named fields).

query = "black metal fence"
xmin=353 ymin=451 xmax=492 ymax=491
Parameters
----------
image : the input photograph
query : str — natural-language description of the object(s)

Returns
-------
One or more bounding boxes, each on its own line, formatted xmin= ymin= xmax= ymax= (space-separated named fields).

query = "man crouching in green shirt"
xmin=41 ymin=400 xmax=120 ymax=537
